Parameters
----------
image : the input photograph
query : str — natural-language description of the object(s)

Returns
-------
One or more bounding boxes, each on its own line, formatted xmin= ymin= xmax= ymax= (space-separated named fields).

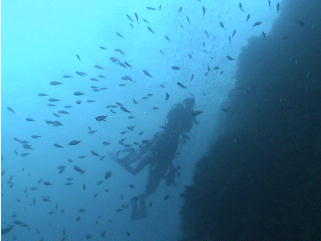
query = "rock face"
xmin=180 ymin=0 xmax=321 ymax=240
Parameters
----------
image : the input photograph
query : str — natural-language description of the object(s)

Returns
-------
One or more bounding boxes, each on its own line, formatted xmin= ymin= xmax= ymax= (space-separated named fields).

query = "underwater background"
xmin=2 ymin=0 xmax=320 ymax=240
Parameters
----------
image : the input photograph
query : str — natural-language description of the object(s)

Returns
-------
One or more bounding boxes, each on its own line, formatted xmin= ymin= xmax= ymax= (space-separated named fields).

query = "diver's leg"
xmin=130 ymin=197 xmax=140 ymax=220
xmin=131 ymin=172 xmax=162 ymax=220
xmin=142 ymin=173 xmax=162 ymax=198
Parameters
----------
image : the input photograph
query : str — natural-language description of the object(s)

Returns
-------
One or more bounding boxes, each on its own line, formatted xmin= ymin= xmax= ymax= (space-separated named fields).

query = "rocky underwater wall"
xmin=180 ymin=0 xmax=321 ymax=240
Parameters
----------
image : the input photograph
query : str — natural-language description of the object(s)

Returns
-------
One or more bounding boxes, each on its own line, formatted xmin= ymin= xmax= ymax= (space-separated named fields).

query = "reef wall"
xmin=180 ymin=0 xmax=321 ymax=240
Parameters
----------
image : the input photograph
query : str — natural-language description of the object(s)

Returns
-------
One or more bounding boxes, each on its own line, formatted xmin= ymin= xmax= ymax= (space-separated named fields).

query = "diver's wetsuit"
xmin=115 ymin=98 xmax=196 ymax=220
xmin=143 ymin=129 xmax=180 ymax=197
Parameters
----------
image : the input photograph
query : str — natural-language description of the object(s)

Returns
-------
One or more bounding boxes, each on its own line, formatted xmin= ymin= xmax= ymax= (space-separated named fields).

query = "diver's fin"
xmin=137 ymin=197 xmax=146 ymax=218
xmin=130 ymin=196 xmax=146 ymax=221
xmin=130 ymin=197 xmax=140 ymax=221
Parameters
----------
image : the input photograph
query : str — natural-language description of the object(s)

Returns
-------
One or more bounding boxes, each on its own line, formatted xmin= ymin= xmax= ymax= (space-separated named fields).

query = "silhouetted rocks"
xmin=180 ymin=0 xmax=321 ymax=240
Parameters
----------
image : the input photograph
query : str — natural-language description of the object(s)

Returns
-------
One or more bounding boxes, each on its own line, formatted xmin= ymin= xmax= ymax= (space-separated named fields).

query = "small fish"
xmin=135 ymin=12 xmax=138 ymax=22
xmin=165 ymin=93 xmax=169 ymax=100
xmin=147 ymin=26 xmax=155 ymax=34
xmin=202 ymin=6 xmax=206 ymax=16
xmin=23 ymin=143 xmax=32 ymax=150
xmin=268 ymin=0 xmax=271 ymax=9
xmin=232 ymin=30 xmax=237 ymax=38
xmin=159 ymin=50 xmax=165 ymax=55
xmin=58 ymin=110 xmax=70 ymax=114
xmin=94 ymin=65 xmax=103 ymax=70
xmin=73 ymin=166 xmax=85 ymax=174
xmin=25 ymin=117 xmax=35 ymax=122
xmin=146 ymin=6 xmax=156 ymax=10
xmin=177 ymin=82 xmax=187 ymax=88
xmin=246 ymin=14 xmax=250 ymax=22
xmin=95 ymin=115 xmax=107 ymax=121
xmin=76 ymin=54 xmax=81 ymax=61
xmin=121 ymin=75 xmax=133 ymax=81
xmin=102 ymin=141 xmax=110 ymax=145
xmin=239 ymin=2 xmax=244 ymax=12
xmin=31 ymin=135 xmax=41 ymax=139
xmin=69 ymin=140 xmax=81 ymax=145
xmin=164 ymin=35 xmax=170 ymax=42
xmin=262 ymin=31 xmax=267 ymax=38
xmin=204 ymin=30 xmax=210 ymax=38
xmin=115 ymin=48 xmax=126 ymax=55
xmin=50 ymin=81 xmax=62 ymax=85
xmin=276 ymin=2 xmax=280 ymax=13
xmin=120 ymin=106 xmax=131 ymax=113
xmin=128 ymin=126 xmax=135 ymax=131
xmin=219 ymin=22 xmax=225 ymax=29
xmin=226 ymin=55 xmax=234 ymax=61
xmin=105 ymin=171 xmax=112 ymax=180
xmin=171 ymin=66 xmax=180 ymax=70
xmin=143 ymin=18 xmax=150 ymax=23
xmin=97 ymin=180 xmax=104 ymax=185
xmin=99 ymin=46 xmax=107 ymax=50
xmin=91 ymin=150 xmax=99 ymax=156
xmin=126 ymin=14 xmax=134 ymax=22
xmin=38 ymin=93 xmax=48 ymax=96
xmin=75 ymin=71 xmax=87 ymax=77
xmin=48 ymin=98 xmax=60 ymax=102
xmin=63 ymin=75 xmax=73 ymax=78
xmin=253 ymin=21 xmax=262 ymax=27
xmin=13 ymin=220 xmax=30 ymax=228
xmin=186 ymin=16 xmax=190 ymax=24
xmin=57 ymin=165 xmax=66 ymax=174
xmin=88 ymin=126 xmax=96 ymax=134
xmin=53 ymin=144 xmax=64 ymax=148
xmin=124 ymin=61 xmax=132 ymax=68
xmin=142 ymin=70 xmax=152 ymax=78
xmin=43 ymin=181 xmax=52 ymax=186
xmin=1 ymin=225 xmax=13 ymax=235
xmin=164 ymin=194 xmax=169 ymax=200
xmin=116 ymin=32 xmax=124 ymax=38
xmin=73 ymin=92 xmax=84 ymax=96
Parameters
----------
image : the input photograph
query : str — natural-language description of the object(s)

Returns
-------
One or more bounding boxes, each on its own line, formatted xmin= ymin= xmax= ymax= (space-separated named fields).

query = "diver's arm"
xmin=123 ymin=151 xmax=154 ymax=175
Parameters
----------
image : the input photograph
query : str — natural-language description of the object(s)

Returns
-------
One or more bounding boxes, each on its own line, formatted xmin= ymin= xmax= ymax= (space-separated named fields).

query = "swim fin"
xmin=130 ymin=196 xmax=146 ymax=220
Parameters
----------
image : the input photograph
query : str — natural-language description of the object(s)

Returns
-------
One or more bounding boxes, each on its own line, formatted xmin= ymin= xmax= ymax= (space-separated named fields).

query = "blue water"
xmin=2 ymin=0 xmax=281 ymax=240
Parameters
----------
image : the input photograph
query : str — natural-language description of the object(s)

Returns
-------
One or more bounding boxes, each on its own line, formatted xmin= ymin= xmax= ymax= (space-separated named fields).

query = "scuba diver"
xmin=109 ymin=96 xmax=202 ymax=220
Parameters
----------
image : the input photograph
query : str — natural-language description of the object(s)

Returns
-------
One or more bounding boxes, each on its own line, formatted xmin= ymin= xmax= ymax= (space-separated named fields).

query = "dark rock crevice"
xmin=180 ymin=0 xmax=321 ymax=240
